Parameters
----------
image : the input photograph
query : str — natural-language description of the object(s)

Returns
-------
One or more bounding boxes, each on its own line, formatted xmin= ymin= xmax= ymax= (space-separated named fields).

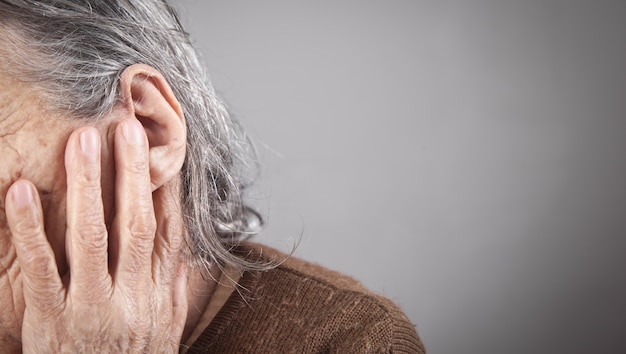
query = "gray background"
xmin=171 ymin=1 xmax=626 ymax=353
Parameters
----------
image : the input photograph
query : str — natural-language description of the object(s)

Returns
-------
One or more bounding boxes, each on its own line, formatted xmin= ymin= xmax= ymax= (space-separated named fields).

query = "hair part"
xmin=0 ymin=0 xmax=269 ymax=273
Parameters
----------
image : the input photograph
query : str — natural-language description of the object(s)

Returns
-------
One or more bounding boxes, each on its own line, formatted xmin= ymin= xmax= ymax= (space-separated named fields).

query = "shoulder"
xmin=191 ymin=242 xmax=425 ymax=353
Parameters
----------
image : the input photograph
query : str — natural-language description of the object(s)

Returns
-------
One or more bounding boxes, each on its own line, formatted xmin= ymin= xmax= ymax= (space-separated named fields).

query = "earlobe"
xmin=118 ymin=64 xmax=186 ymax=190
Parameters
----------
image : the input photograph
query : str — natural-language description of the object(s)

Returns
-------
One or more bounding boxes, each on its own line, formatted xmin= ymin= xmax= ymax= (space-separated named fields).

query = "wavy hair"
xmin=0 ymin=0 xmax=266 ymax=272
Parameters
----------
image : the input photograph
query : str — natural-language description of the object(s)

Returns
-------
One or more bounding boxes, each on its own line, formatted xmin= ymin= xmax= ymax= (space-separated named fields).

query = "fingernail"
xmin=79 ymin=128 xmax=99 ymax=159
xmin=11 ymin=182 xmax=33 ymax=208
xmin=122 ymin=119 xmax=145 ymax=146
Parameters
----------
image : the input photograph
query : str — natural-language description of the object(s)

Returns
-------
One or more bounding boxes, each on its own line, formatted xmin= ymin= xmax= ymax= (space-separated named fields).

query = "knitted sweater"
xmin=185 ymin=243 xmax=425 ymax=353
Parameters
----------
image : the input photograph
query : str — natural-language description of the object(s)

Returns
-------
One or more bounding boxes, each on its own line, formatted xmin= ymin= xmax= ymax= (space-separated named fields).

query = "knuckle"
xmin=20 ymin=244 xmax=52 ymax=274
xmin=73 ymin=222 xmax=108 ymax=250
xmin=75 ymin=165 xmax=101 ymax=186
xmin=18 ymin=248 xmax=64 ymax=313
xmin=128 ymin=213 xmax=156 ymax=241
xmin=156 ymin=233 xmax=179 ymax=258
xmin=13 ymin=216 xmax=44 ymax=238
xmin=127 ymin=158 xmax=149 ymax=175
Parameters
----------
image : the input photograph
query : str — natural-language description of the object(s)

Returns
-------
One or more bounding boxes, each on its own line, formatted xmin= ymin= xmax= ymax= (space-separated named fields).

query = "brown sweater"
xmin=186 ymin=243 xmax=425 ymax=353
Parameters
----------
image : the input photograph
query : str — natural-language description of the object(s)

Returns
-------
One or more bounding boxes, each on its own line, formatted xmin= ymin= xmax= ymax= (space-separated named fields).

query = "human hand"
xmin=5 ymin=119 xmax=188 ymax=353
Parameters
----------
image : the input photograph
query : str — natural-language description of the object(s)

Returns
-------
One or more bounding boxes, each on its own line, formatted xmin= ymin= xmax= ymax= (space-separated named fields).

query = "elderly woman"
xmin=0 ymin=0 xmax=424 ymax=352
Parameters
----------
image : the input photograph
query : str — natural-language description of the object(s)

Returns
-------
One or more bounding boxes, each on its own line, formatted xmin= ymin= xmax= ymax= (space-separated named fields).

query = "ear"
xmin=118 ymin=64 xmax=186 ymax=190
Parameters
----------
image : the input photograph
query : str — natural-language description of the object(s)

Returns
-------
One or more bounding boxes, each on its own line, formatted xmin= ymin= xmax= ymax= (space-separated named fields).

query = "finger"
xmin=152 ymin=181 xmax=184 ymax=286
xmin=169 ymin=262 xmax=188 ymax=350
xmin=65 ymin=127 xmax=111 ymax=301
xmin=5 ymin=180 xmax=64 ymax=316
xmin=114 ymin=118 xmax=156 ymax=285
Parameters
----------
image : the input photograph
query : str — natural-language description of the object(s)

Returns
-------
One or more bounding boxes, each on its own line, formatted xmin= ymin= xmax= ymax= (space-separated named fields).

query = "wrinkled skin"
xmin=0 ymin=80 xmax=74 ymax=351
xmin=0 ymin=75 xmax=189 ymax=352
xmin=0 ymin=222 xmax=24 ymax=351
xmin=6 ymin=122 xmax=187 ymax=352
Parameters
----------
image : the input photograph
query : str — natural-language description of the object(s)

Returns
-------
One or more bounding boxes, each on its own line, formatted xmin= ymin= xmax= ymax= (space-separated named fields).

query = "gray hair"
xmin=0 ymin=0 xmax=266 ymax=272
